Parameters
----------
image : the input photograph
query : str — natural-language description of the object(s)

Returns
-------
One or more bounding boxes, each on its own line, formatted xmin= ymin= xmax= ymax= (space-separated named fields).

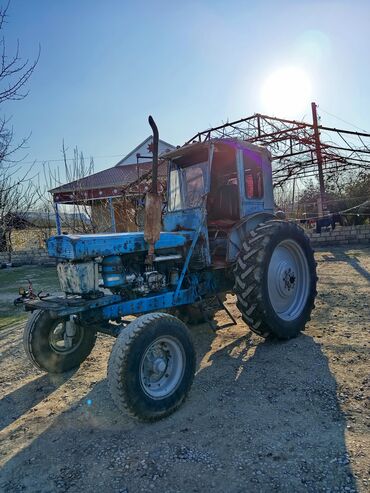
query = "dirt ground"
xmin=0 ymin=246 xmax=369 ymax=493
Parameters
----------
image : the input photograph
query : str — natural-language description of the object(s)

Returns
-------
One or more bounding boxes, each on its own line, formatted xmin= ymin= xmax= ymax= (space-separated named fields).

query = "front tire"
xmin=108 ymin=313 xmax=196 ymax=421
xmin=234 ymin=220 xmax=317 ymax=339
xmin=23 ymin=310 xmax=97 ymax=373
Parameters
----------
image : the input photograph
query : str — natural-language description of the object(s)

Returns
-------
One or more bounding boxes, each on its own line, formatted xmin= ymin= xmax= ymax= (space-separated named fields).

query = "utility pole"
xmin=311 ymin=102 xmax=326 ymax=217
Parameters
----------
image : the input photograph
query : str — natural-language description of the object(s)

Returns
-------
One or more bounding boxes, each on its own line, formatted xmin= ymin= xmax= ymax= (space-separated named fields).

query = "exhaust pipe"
xmin=144 ymin=115 xmax=162 ymax=264
xmin=148 ymin=115 xmax=159 ymax=194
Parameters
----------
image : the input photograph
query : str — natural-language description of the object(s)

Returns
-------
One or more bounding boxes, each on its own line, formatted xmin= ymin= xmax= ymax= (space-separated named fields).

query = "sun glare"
xmin=260 ymin=67 xmax=312 ymax=118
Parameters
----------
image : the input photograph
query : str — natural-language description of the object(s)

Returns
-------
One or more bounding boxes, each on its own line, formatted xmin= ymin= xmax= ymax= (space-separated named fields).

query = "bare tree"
xmin=0 ymin=1 xmax=40 ymax=252
xmin=0 ymin=175 xmax=37 ymax=254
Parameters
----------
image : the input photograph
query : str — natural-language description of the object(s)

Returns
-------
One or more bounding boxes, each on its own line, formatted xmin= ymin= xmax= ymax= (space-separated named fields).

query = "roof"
xmin=50 ymin=161 xmax=168 ymax=203
xmin=50 ymin=162 xmax=154 ymax=194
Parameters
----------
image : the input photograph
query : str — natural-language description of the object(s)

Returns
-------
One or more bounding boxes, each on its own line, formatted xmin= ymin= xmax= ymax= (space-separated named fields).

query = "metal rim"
xmin=48 ymin=320 xmax=84 ymax=354
xmin=140 ymin=336 xmax=185 ymax=399
xmin=267 ymin=239 xmax=310 ymax=321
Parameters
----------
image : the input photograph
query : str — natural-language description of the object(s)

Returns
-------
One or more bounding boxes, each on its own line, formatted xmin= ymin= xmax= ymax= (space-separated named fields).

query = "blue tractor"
xmin=24 ymin=117 xmax=317 ymax=421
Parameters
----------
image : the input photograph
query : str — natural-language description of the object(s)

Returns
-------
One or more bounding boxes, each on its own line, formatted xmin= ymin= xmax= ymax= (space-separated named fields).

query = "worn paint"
xmin=144 ymin=192 xmax=162 ymax=262
xmin=57 ymin=261 xmax=99 ymax=295
xmin=47 ymin=231 xmax=190 ymax=260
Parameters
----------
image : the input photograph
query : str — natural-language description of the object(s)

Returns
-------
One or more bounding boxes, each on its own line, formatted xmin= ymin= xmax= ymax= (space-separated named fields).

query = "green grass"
xmin=0 ymin=265 xmax=60 ymax=328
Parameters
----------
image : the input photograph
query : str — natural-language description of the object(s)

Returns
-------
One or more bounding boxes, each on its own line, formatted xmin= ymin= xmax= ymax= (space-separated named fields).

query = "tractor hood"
xmin=47 ymin=231 xmax=191 ymax=261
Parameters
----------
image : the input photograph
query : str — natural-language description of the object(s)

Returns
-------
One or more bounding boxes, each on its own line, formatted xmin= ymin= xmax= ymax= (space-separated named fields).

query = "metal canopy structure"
xmin=186 ymin=109 xmax=370 ymax=188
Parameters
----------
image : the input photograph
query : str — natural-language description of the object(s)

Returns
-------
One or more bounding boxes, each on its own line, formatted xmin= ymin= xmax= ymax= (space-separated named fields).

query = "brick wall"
xmin=305 ymin=224 xmax=370 ymax=247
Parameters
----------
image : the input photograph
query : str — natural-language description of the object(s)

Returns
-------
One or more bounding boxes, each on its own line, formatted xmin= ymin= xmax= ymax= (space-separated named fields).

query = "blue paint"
xmin=100 ymin=287 xmax=195 ymax=320
xmin=174 ymin=217 xmax=204 ymax=300
xmin=101 ymin=255 xmax=125 ymax=288
xmin=47 ymin=231 xmax=191 ymax=260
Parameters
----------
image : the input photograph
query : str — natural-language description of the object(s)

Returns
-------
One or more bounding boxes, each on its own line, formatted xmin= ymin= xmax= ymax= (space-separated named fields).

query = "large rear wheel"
xmin=233 ymin=220 xmax=317 ymax=339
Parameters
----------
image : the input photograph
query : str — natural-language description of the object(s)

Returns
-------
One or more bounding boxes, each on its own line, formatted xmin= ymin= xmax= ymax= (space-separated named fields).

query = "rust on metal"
xmin=144 ymin=192 xmax=162 ymax=262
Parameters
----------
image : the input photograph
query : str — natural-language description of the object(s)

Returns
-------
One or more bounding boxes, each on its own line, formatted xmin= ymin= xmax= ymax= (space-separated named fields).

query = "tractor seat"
xmin=208 ymin=183 xmax=239 ymax=228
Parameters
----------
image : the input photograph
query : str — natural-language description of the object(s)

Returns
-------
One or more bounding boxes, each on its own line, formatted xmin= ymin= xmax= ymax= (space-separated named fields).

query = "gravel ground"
xmin=0 ymin=246 xmax=369 ymax=493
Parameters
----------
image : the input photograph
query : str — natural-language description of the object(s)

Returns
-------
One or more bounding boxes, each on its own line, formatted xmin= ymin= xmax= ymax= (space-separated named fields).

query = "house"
xmin=50 ymin=136 xmax=175 ymax=233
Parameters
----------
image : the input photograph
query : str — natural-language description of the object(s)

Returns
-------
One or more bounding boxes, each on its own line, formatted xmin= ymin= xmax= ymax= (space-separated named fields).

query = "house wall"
xmin=118 ymin=138 xmax=174 ymax=166
xmin=10 ymin=228 xmax=56 ymax=251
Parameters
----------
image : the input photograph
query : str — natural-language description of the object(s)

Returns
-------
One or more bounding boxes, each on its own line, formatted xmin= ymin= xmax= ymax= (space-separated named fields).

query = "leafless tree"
xmin=0 ymin=1 xmax=40 ymax=253
xmin=0 ymin=174 xmax=37 ymax=254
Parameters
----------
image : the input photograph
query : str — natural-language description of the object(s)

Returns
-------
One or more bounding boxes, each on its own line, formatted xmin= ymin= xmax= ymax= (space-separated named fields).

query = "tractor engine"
xmin=57 ymin=251 xmax=184 ymax=298
xmin=101 ymin=253 xmax=183 ymax=296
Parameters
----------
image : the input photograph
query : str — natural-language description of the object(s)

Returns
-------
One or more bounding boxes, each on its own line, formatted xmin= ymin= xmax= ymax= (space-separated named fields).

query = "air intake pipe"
xmin=144 ymin=116 xmax=162 ymax=264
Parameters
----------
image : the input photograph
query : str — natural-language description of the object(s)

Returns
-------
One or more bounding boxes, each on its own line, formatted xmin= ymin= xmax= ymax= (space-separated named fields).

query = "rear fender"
xmin=226 ymin=212 xmax=276 ymax=262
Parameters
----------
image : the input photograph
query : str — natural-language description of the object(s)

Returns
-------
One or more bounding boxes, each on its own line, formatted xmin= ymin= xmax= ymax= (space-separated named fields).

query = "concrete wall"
xmin=305 ymin=224 xmax=370 ymax=247
xmin=0 ymin=249 xmax=55 ymax=267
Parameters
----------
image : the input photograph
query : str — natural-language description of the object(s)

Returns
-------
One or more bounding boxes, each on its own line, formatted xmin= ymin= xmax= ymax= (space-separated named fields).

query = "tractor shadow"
xmin=192 ymin=327 xmax=357 ymax=490
xmin=0 ymin=371 xmax=76 ymax=432
xmin=0 ymin=323 xmax=358 ymax=492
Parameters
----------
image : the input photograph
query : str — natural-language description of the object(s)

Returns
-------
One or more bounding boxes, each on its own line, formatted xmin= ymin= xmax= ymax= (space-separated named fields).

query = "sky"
xmin=4 ymin=0 xmax=370 ymax=182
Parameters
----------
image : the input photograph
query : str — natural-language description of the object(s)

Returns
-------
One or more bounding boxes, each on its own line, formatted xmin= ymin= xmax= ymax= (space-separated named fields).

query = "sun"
xmin=260 ymin=67 xmax=312 ymax=118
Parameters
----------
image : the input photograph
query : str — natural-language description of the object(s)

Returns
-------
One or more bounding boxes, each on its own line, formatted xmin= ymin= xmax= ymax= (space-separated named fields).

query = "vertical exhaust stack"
xmin=144 ymin=116 xmax=162 ymax=264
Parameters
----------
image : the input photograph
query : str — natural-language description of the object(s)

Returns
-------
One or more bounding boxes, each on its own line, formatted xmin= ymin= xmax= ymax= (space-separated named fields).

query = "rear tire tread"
xmin=233 ymin=220 xmax=317 ymax=339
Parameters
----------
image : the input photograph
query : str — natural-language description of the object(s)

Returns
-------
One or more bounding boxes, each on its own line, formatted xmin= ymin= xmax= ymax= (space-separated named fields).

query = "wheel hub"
xmin=275 ymin=262 xmax=296 ymax=297
xmin=153 ymin=357 xmax=167 ymax=375
xmin=48 ymin=319 xmax=83 ymax=354
xmin=283 ymin=269 xmax=296 ymax=291
xmin=140 ymin=336 xmax=185 ymax=399
xmin=268 ymin=239 xmax=309 ymax=321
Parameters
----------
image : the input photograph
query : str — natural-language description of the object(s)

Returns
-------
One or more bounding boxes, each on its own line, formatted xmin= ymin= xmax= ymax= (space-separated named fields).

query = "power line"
xmin=319 ymin=107 xmax=368 ymax=133
xmin=10 ymin=154 xmax=125 ymax=166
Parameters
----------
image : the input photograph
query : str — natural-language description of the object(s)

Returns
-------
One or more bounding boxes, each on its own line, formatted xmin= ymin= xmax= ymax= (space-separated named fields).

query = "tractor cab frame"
xmin=163 ymin=139 xmax=275 ymax=265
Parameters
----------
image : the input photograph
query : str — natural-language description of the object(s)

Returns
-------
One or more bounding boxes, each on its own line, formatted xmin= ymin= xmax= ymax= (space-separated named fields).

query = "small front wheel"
xmin=108 ymin=312 xmax=196 ymax=421
xmin=23 ymin=310 xmax=97 ymax=373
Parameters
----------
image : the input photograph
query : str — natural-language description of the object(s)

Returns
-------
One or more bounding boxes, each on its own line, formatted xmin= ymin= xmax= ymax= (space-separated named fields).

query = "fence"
xmin=305 ymin=224 xmax=370 ymax=247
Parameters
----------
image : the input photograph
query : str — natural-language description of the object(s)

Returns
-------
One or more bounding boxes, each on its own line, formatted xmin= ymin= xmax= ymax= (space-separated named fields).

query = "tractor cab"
xmin=163 ymin=140 xmax=274 ymax=265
